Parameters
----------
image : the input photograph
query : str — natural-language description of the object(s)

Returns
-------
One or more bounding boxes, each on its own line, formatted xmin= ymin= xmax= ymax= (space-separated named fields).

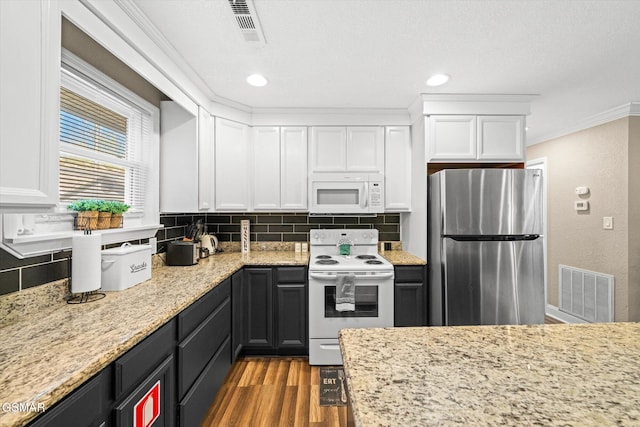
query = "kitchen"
xmin=1 ymin=0 xmax=639 ymax=426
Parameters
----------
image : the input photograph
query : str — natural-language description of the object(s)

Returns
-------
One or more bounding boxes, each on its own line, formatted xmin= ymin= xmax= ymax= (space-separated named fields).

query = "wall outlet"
xmin=603 ymin=216 xmax=614 ymax=230
xmin=149 ymin=237 xmax=157 ymax=254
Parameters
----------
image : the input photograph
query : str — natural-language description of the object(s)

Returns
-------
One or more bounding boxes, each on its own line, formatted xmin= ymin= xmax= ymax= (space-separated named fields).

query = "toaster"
xmin=166 ymin=241 xmax=198 ymax=266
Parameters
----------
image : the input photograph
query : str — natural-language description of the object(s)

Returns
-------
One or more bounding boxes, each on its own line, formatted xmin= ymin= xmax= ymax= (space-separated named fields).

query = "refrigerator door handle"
xmin=444 ymin=234 xmax=540 ymax=242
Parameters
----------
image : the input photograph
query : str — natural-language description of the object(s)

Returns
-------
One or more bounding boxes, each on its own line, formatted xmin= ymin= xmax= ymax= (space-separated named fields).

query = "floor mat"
xmin=319 ymin=367 xmax=348 ymax=406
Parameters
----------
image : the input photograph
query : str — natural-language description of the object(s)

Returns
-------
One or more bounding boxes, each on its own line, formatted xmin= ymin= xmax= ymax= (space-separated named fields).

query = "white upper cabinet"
xmin=384 ymin=126 xmax=412 ymax=211
xmin=428 ymin=116 xmax=477 ymax=160
xmin=280 ymin=127 xmax=308 ymax=210
xmin=215 ymin=118 xmax=250 ymax=210
xmin=428 ymin=115 xmax=525 ymax=162
xmin=252 ymin=126 xmax=308 ymax=211
xmin=198 ymin=108 xmax=215 ymax=210
xmin=0 ymin=0 xmax=60 ymax=210
xmin=477 ymin=115 xmax=524 ymax=160
xmin=252 ymin=127 xmax=281 ymax=210
xmin=310 ymin=126 xmax=383 ymax=173
xmin=159 ymin=102 xmax=199 ymax=212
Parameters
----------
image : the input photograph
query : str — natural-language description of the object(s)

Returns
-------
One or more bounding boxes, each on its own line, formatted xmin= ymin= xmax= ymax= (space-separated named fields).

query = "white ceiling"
xmin=130 ymin=0 xmax=640 ymax=144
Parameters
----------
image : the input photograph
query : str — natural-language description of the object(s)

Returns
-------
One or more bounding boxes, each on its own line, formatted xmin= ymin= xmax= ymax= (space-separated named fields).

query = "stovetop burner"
xmin=316 ymin=259 xmax=339 ymax=265
xmin=365 ymin=260 xmax=383 ymax=265
xmin=356 ymin=255 xmax=377 ymax=260
xmin=316 ymin=255 xmax=332 ymax=259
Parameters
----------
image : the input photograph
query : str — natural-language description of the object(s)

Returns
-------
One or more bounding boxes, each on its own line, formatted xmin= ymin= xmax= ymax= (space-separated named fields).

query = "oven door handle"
xmin=309 ymin=272 xmax=395 ymax=280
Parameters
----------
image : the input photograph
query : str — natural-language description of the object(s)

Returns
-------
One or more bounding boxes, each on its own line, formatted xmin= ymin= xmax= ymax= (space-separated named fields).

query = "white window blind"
xmin=59 ymin=64 xmax=152 ymax=214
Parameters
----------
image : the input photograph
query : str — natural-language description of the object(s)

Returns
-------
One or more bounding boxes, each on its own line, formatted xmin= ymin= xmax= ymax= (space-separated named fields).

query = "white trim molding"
xmin=546 ymin=304 xmax=589 ymax=324
xmin=529 ymin=102 xmax=640 ymax=145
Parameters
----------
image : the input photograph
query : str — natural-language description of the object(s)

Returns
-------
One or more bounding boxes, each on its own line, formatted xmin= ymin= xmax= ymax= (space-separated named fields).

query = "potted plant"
xmin=108 ymin=201 xmax=129 ymax=228
xmin=96 ymin=200 xmax=112 ymax=230
xmin=67 ymin=199 xmax=101 ymax=230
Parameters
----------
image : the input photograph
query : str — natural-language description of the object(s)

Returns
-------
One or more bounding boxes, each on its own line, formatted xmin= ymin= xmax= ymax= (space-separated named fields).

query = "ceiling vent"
xmin=227 ymin=0 xmax=266 ymax=45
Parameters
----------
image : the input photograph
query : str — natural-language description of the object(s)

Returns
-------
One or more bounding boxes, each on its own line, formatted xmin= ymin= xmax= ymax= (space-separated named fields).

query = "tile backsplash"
xmin=156 ymin=212 xmax=400 ymax=250
xmin=0 ymin=212 xmax=400 ymax=296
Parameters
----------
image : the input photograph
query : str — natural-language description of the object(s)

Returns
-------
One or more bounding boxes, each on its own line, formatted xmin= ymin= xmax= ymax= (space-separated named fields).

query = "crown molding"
xmin=529 ymin=102 xmax=640 ymax=145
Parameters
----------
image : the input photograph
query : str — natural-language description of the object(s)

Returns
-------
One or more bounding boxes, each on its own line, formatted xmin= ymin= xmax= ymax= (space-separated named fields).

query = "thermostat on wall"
xmin=574 ymin=200 xmax=589 ymax=211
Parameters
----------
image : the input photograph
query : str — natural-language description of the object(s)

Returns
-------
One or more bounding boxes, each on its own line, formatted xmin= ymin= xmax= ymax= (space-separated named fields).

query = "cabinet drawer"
xmin=394 ymin=265 xmax=425 ymax=282
xmin=113 ymin=355 xmax=175 ymax=427
xmin=275 ymin=266 xmax=306 ymax=283
xmin=179 ymin=337 xmax=231 ymax=427
xmin=114 ymin=319 xmax=176 ymax=400
xmin=178 ymin=278 xmax=230 ymax=341
xmin=178 ymin=297 xmax=231 ymax=398
xmin=29 ymin=367 xmax=112 ymax=427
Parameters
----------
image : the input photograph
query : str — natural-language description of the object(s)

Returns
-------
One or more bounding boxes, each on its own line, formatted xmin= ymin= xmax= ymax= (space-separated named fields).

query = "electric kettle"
xmin=200 ymin=234 xmax=218 ymax=254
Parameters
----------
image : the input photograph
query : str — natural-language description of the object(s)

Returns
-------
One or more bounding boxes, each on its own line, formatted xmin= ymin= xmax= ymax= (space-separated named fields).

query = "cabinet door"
xmin=243 ymin=268 xmax=273 ymax=348
xmin=276 ymin=283 xmax=307 ymax=349
xmin=428 ymin=115 xmax=477 ymax=161
xmin=29 ymin=368 xmax=112 ymax=427
xmin=114 ymin=355 xmax=175 ymax=427
xmin=384 ymin=126 xmax=411 ymax=211
xmin=309 ymin=127 xmax=346 ymax=172
xmin=477 ymin=115 xmax=524 ymax=161
xmin=394 ymin=283 xmax=425 ymax=327
xmin=160 ymin=101 xmax=198 ymax=212
xmin=280 ymin=127 xmax=308 ymax=210
xmin=346 ymin=127 xmax=384 ymax=173
xmin=0 ymin=0 xmax=60 ymax=209
xmin=394 ymin=266 xmax=427 ymax=327
xmin=252 ymin=127 xmax=281 ymax=210
xmin=215 ymin=118 xmax=250 ymax=210
xmin=231 ymin=270 xmax=244 ymax=362
xmin=197 ymin=108 xmax=215 ymax=210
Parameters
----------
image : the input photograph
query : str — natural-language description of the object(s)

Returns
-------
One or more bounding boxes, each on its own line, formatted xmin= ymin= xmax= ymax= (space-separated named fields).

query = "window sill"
xmin=1 ymin=224 xmax=163 ymax=259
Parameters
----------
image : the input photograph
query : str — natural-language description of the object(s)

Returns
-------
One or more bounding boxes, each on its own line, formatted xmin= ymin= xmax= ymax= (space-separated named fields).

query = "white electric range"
xmin=308 ymin=229 xmax=395 ymax=365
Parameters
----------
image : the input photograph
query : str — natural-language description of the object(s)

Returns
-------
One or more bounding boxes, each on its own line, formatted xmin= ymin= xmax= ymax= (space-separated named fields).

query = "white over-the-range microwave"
xmin=309 ymin=173 xmax=384 ymax=214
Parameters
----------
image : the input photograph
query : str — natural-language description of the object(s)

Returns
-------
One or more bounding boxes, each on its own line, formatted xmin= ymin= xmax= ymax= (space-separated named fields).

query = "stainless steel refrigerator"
xmin=428 ymin=169 xmax=544 ymax=326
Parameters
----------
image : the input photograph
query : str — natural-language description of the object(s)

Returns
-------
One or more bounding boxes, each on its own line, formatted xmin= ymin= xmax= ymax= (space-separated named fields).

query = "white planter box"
xmin=101 ymin=243 xmax=152 ymax=291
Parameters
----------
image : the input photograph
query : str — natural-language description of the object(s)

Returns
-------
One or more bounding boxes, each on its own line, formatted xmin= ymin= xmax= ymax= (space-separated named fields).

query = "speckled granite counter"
xmin=340 ymin=323 xmax=640 ymax=426
xmin=0 ymin=251 xmax=307 ymax=427
xmin=380 ymin=250 xmax=426 ymax=265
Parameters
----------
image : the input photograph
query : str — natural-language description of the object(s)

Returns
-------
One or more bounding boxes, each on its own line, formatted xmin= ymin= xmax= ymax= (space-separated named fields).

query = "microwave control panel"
xmin=369 ymin=182 xmax=383 ymax=208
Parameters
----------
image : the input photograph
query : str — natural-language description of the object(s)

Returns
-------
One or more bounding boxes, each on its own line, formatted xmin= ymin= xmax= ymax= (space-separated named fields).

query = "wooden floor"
xmin=201 ymin=357 xmax=348 ymax=427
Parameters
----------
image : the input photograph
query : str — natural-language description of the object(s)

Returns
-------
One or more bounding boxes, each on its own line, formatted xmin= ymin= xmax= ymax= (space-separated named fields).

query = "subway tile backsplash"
xmin=0 ymin=212 xmax=400 ymax=296
xmin=156 ymin=212 xmax=401 ymax=250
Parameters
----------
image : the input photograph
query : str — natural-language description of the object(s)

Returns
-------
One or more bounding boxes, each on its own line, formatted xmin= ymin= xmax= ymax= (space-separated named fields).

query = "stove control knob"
xmin=312 ymin=232 xmax=319 ymax=240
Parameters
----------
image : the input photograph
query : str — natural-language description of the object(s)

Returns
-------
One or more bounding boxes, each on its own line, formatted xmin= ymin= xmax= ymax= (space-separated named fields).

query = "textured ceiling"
xmin=131 ymin=0 xmax=640 ymax=144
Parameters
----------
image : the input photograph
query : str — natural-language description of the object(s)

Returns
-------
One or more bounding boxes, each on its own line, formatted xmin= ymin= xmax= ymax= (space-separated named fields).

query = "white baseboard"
xmin=546 ymin=305 xmax=589 ymax=324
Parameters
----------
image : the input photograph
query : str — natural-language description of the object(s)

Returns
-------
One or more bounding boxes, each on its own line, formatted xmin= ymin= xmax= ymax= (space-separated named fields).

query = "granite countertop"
xmin=380 ymin=250 xmax=426 ymax=265
xmin=0 ymin=250 xmax=307 ymax=427
xmin=340 ymin=323 xmax=640 ymax=426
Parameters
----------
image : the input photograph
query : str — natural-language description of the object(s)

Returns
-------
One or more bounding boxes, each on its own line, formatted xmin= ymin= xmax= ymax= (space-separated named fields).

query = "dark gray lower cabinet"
xmin=113 ymin=355 xmax=175 ymax=427
xmin=243 ymin=266 xmax=307 ymax=355
xmin=177 ymin=278 xmax=231 ymax=426
xmin=231 ymin=270 xmax=243 ymax=363
xmin=27 ymin=264 xmax=307 ymax=426
xmin=243 ymin=268 xmax=274 ymax=349
xmin=28 ymin=367 xmax=113 ymax=427
xmin=394 ymin=265 xmax=427 ymax=327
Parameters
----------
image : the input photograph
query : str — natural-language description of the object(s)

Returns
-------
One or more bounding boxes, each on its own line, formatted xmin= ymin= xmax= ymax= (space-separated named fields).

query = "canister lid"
xmin=101 ymin=242 xmax=151 ymax=255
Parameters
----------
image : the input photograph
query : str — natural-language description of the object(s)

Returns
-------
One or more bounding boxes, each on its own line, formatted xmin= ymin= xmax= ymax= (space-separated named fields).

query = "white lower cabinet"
xmin=215 ymin=118 xmax=250 ymax=211
xmin=252 ymin=127 xmax=308 ymax=211
xmin=384 ymin=126 xmax=411 ymax=211
xmin=0 ymin=0 xmax=60 ymax=210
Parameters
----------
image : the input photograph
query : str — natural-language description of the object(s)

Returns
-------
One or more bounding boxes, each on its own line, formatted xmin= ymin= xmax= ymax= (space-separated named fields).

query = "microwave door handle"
xmin=363 ymin=182 xmax=369 ymax=208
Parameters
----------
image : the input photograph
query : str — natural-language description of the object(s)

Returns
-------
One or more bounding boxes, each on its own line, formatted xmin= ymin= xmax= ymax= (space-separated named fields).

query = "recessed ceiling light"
xmin=247 ymin=74 xmax=268 ymax=87
xmin=426 ymin=74 xmax=449 ymax=87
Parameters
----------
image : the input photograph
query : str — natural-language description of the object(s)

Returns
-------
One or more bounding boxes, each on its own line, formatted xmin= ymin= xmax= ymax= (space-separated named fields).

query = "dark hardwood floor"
xmin=201 ymin=357 xmax=348 ymax=426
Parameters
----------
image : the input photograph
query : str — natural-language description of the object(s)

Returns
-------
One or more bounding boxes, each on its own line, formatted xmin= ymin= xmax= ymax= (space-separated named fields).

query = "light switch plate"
xmin=603 ymin=216 xmax=614 ymax=230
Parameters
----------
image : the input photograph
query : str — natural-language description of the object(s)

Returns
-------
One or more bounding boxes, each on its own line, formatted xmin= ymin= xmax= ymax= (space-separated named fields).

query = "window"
xmin=59 ymin=49 xmax=158 ymax=222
